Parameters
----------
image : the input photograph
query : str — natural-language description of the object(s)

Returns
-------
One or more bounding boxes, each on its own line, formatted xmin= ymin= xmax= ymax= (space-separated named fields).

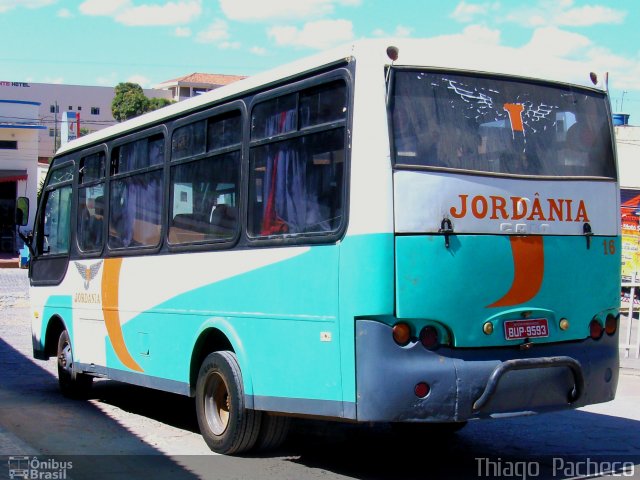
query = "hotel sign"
xmin=0 ymin=81 xmax=31 ymax=87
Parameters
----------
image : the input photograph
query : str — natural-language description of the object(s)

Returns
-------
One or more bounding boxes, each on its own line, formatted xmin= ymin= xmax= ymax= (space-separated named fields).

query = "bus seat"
xmin=210 ymin=205 xmax=237 ymax=236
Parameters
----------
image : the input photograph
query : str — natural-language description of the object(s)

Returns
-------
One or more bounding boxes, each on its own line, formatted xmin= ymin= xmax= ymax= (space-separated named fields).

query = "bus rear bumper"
xmin=355 ymin=319 xmax=619 ymax=423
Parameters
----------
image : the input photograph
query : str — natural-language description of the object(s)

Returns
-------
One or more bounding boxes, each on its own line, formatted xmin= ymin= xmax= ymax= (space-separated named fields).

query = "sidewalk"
xmin=0 ymin=253 xmax=18 ymax=269
xmin=621 ymin=355 xmax=640 ymax=370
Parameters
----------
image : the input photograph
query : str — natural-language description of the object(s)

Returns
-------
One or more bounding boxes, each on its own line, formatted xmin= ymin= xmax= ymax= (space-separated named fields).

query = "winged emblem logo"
xmin=74 ymin=260 xmax=103 ymax=290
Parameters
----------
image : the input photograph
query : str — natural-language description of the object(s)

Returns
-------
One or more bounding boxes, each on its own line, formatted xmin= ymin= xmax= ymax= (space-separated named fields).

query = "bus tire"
xmin=196 ymin=351 xmax=261 ymax=455
xmin=255 ymin=414 xmax=291 ymax=452
xmin=56 ymin=330 xmax=92 ymax=399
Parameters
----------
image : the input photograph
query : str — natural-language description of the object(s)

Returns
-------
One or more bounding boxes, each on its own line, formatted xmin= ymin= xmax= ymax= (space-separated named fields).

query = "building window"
xmin=91 ymin=107 xmax=100 ymax=115
xmin=50 ymin=105 xmax=59 ymax=114
xmin=68 ymin=106 xmax=73 ymax=111
xmin=78 ymin=106 xmax=82 ymax=111
xmin=0 ymin=141 xmax=18 ymax=150
xmin=49 ymin=129 xmax=55 ymax=137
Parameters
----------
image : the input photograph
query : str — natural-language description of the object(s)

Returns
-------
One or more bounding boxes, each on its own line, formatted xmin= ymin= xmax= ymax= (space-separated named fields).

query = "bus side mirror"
xmin=15 ymin=197 xmax=29 ymax=227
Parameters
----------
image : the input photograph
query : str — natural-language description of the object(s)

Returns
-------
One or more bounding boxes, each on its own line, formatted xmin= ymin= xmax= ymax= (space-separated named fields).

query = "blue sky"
xmin=1 ymin=0 xmax=639 ymax=123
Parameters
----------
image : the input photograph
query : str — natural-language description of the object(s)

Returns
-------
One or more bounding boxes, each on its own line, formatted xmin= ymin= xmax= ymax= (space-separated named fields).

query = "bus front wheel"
xmin=196 ymin=351 xmax=261 ymax=454
xmin=56 ymin=330 xmax=92 ymax=399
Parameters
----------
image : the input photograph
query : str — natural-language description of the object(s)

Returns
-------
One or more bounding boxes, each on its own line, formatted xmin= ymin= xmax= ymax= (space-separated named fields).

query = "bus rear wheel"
xmin=56 ymin=329 xmax=92 ymax=399
xmin=196 ymin=351 xmax=261 ymax=454
xmin=255 ymin=413 xmax=291 ymax=452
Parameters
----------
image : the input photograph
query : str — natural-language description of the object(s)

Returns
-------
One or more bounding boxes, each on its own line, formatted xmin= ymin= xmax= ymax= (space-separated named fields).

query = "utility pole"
xmin=53 ymin=101 xmax=58 ymax=155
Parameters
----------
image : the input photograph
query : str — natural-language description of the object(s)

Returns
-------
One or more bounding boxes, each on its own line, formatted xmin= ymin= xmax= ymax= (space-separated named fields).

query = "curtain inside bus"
xmin=258 ymin=109 xmax=334 ymax=235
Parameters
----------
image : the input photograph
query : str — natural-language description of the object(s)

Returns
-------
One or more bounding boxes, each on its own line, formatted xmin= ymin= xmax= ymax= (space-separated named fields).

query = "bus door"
xmin=72 ymin=152 xmax=108 ymax=368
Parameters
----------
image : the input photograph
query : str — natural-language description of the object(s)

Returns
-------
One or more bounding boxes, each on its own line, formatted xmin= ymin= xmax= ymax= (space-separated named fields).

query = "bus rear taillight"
xmin=605 ymin=314 xmax=618 ymax=336
xmin=419 ymin=326 xmax=439 ymax=350
xmin=414 ymin=382 xmax=430 ymax=398
xmin=589 ymin=319 xmax=604 ymax=340
xmin=392 ymin=323 xmax=411 ymax=346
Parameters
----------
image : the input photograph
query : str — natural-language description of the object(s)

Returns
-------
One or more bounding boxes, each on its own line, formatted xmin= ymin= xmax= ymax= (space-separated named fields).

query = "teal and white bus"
xmin=21 ymin=40 xmax=620 ymax=454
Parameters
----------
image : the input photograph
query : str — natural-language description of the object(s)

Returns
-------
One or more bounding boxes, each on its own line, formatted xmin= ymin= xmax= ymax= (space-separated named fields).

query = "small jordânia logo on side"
xmin=74 ymin=260 xmax=103 ymax=290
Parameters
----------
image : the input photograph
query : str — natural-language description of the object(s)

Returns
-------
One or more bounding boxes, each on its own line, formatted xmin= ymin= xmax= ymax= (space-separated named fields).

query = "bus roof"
xmin=57 ymin=38 xmax=608 ymax=157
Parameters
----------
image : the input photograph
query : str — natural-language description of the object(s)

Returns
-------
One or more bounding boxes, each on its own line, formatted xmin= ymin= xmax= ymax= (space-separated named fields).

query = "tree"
xmin=148 ymin=97 xmax=174 ymax=112
xmin=111 ymin=83 xmax=149 ymax=122
xmin=111 ymin=82 xmax=175 ymax=122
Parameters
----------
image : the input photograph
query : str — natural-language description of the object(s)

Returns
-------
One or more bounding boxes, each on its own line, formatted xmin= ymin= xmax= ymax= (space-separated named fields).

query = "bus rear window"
xmin=390 ymin=70 xmax=615 ymax=178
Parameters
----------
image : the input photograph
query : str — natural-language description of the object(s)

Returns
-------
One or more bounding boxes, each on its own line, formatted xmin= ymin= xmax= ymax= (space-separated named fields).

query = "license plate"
xmin=504 ymin=318 xmax=549 ymax=340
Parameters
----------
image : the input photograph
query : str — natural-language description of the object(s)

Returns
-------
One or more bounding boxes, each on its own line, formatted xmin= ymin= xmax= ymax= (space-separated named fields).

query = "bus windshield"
xmin=390 ymin=69 xmax=616 ymax=178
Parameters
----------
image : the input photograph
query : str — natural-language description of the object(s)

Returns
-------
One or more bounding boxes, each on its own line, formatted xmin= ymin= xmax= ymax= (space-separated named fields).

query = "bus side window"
xmin=249 ymin=80 xmax=347 ymax=238
xmin=77 ymin=152 xmax=105 ymax=253
xmin=168 ymin=111 xmax=241 ymax=246
xmin=41 ymin=186 xmax=72 ymax=255
xmin=168 ymin=152 xmax=239 ymax=244
xmin=78 ymin=188 xmax=104 ymax=252
xmin=109 ymin=172 xmax=163 ymax=249
xmin=109 ymin=134 xmax=164 ymax=250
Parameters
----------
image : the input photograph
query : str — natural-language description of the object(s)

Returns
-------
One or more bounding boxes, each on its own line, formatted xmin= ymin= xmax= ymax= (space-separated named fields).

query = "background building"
xmin=154 ymin=73 xmax=245 ymax=102
xmin=0 ymin=99 xmax=45 ymax=252
xmin=0 ymin=75 xmax=243 ymax=254
xmin=0 ymin=81 xmax=172 ymax=163
xmin=617 ymin=115 xmax=640 ymax=283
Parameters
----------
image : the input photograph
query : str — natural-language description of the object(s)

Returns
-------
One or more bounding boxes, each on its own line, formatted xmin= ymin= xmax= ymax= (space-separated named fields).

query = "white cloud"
xmin=0 ymin=0 xmax=55 ymax=13
xmin=196 ymin=19 xmax=230 ymax=43
xmin=79 ymin=0 xmax=130 ymax=16
xmin=250 ymin=46 xmax=268 ymax=56
xmin=450 ymin=1 xmax=499 ymax=23
xmin=127 ymin=74 xmax=151 ymax=87
xmin=115 ymin=1 xmax=202 ymax=26
xmin=406 ymin=25 xmax=640 ymax=93
xmin=57 ymin=8 xmax=72 ymax=18
xmin=268 ymin=19 xmax=354 ymax=49
xmin=95 ymin=73 xmax=118 ymax=86
xmin=502 ymin=0 xmax=626 ymax=28
xmin=219 ymin=41 xmax=241 ymax=50
xmin=394 ymin=25 xmax=413 ymax=37
xmin=554 ymin=5 xmax=626 ymax=27
xmin=464 ymin=24 xmax=501 ymax=44
xmin=524 ymin=26 xmax=590 ymax=57
xmin=373 ymin=25 xmax=414 ymax=38
xmin=174 ymin=26 xmax=192 ymax=37
xmin=43 ymin=76 xmax=64 ymax=84
xmin=79 ymin=0 xmax=201 ymax=26
xmin=220 ymin=0 xmax=360 ymax=21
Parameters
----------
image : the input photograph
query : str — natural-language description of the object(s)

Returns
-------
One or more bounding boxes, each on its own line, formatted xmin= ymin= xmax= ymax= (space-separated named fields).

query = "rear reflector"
xmin=414 ymin=382 xmax=430 ymax=398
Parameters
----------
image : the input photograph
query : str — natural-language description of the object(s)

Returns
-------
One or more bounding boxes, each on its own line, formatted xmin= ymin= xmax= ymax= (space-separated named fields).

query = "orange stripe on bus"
xmin=487 ymin=236 xmax=544 ymax=308
xmin=102 ymin=258 xmax=143 ymax=372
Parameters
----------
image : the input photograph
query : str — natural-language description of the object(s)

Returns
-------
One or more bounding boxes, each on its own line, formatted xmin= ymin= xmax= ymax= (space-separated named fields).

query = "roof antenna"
xmin=385 ymin=46 xmax=399 ymax=106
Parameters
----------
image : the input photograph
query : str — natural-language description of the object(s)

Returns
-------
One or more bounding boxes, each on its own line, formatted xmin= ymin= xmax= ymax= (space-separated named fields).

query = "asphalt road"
xmin=1 ymin=269 xmax=640 ymax=479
